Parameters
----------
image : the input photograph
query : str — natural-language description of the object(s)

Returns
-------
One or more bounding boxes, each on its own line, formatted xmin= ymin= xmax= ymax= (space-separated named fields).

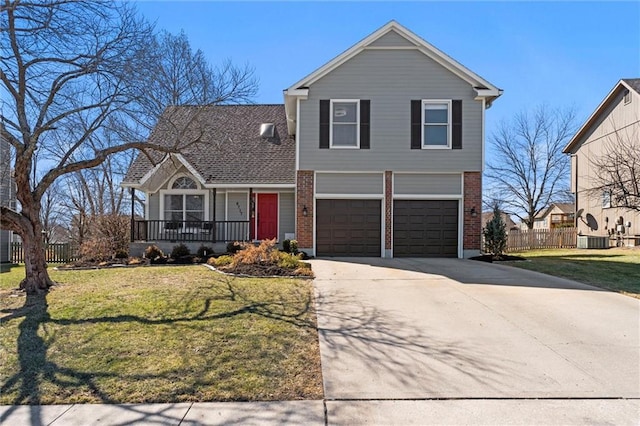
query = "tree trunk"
xmin=19 ymin=224 xmax=55 ymax=295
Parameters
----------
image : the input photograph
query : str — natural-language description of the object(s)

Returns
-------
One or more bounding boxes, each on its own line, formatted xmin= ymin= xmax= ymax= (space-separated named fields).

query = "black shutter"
xmin=452 ymin=100 xmax=462 ymax=150
xmin=319 ymin=100 xmax=330 ymax=149
xmin=360 ymin=100 xmax=370 ymax=149
xmin=411 ymin=100 xmax=422 ymax=149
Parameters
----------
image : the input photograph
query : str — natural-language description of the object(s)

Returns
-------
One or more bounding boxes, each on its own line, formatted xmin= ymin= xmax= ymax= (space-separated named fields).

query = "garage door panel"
xmin=394 ymin=200 xmax=459 ymax=258
xmin=317 ymin=199 xmax=381 ymax=257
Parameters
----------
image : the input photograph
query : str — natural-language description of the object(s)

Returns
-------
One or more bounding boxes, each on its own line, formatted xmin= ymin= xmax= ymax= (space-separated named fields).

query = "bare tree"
xmin=1 ymin=1 xmax=260 ymax=294
xmin=485 ymin=106 xmax=577 ymax=229
xmin=588 ymin=121 xmax=640 ymax=211
xmin=1 ymin=1 xmax=165 ymax=293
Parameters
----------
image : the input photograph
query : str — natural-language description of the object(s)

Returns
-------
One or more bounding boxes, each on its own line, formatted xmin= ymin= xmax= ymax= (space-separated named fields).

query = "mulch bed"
xmin=217 ymin=262 xmax=313 ymax=278
xmin=470 ymin=254 xmax=527 ymax=263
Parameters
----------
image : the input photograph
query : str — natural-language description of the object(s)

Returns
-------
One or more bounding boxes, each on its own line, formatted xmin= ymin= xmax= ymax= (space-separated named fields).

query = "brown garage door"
xmin=316 ymin=199 xmax=381 ymax=257
xmin=393 ymin=200 xmax=458 ymax=257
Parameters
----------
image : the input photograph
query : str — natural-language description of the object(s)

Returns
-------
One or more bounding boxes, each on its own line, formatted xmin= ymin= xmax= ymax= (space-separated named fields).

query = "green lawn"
xmin=505 ymin=248 xmax=640 ymax=298
xmin=0 ymin=265 xmax=323 ymax=405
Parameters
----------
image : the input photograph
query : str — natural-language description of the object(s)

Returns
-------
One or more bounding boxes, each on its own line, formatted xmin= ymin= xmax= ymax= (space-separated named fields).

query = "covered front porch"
xmin=130 ymin=219 xmax=250 ymax=244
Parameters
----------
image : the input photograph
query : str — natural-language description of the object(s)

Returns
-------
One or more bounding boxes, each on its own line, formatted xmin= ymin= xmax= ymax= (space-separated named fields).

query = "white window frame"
xmin=330 ymin=99 xmax=360 ymax=149
xmin=602 ymin=190 xmax=612 ymax=209
xmin=422 ymin=99 xmax=452 ymax=150
xmin=160 ymin=174 xmax=209 ymax=223
xmin=624 ymin=90 xmax=632 ymax=105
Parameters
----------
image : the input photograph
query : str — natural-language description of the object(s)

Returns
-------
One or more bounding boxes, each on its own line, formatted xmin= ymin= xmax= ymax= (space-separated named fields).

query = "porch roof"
xmin=123 ymin=104 xmax=295 ymax=188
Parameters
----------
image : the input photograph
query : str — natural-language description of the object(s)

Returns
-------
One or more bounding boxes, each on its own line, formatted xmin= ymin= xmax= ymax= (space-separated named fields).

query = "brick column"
xmin=463 ymin=172 xmax=482 ymax=253
xmin=296 ymin=170 xmax=314 ymax=249
xmin=384 ymin=171 xmax=393 ymax=254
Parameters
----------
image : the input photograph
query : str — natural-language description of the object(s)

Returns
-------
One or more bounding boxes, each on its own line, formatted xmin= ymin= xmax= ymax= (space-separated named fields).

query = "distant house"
xmin=123 ymin=21 xmax=502 ymax=258
xmin=531 ymin=203 xmax=575 ymax=230
xmin=562 ymin=79 xmax=640 ymax=243
xmin=481 ymin=211 xmax=518 ymax=233
xmin=1 ymin=137 xmax=15 ymax=267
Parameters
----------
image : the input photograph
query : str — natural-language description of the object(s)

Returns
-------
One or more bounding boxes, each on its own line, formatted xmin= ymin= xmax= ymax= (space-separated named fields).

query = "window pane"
xmin=425 ymin=104 xmax=448 ymax=124
xmin=168 ymin=211 xmax=182 ymax=222
xmin=172 ymin=177 xmax=197 ymax=189
xmin=186 ymin=211 xmax=204 ymax=222
xmin=333 ymin=102 xmax=357 ymax=123
xmin=185 ymin=194 xmax=203 ymax=210
xmin=332 ymin=124 xmax=358 ymax=146
xmin=165 ymin=194 xmax=183 ymax=210
xmin=424 ymin=125 xmax=448 ymax=146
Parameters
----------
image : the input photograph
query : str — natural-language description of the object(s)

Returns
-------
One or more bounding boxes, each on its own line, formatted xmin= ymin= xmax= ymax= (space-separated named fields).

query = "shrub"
xmin=144 ymin=245 xmax=164 ymax=260
xmin=79 ymin=238 xmax=113 ymax=262
xmin=483 ymin=205 xmax=508 ymax=260
xmin=208 ymin=255 xmax=233 ymax=267
xmin=282 ymin=239 xmax=299 ymax=254
xmin=226 ymin=241 xmax=243 ymax=254
xmin=277 ymin=251 xmax=304 ymax=269
xmin=232 ymin=239 xmax=278 ymax=266
xmin=171 ymin=243 xmax=191 ymax=258
xmin=196 ymin=245 xmax=214 ymax=258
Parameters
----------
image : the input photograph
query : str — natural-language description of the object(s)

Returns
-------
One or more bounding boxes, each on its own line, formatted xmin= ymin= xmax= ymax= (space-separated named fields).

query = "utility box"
xmin=577 ymin=235 xmax=609 ymax=249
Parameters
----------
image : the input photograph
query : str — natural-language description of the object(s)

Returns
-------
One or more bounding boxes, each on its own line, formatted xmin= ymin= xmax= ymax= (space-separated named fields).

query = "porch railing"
xmin=131 ymin=220 xmax=250 ymax=243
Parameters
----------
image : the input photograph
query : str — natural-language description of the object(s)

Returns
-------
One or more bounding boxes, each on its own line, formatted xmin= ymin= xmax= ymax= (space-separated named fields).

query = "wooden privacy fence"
xmin=503 ymin=228 xmax=577 ymax=252
xmin=10 ymin=242 xmax=79 ymax=263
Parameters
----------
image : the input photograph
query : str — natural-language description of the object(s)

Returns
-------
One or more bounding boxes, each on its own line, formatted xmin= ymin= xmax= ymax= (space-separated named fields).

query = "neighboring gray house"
xmin=1 ymin=137 xmax=15 ymax=267
xmin=563 ymin=79 xmax=640 ymax=245
xmin=123 ymin=21 xmax=502 ymax=258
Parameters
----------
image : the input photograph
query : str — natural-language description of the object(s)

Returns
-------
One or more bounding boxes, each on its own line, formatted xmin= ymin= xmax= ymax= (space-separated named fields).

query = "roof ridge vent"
xmin=260 ymin=123 xmax=275 ymax=138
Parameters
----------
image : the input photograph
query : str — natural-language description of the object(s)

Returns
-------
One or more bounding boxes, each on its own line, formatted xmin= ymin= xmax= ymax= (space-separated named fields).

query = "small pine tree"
xmin=483 ymin=206 xmax=508 ymax=260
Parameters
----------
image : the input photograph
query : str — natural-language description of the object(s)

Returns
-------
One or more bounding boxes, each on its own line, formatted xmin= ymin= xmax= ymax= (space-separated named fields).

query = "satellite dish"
xmin=585 ymin=213 xmax=598 ymax=231
xmin=576 ymin=208 xmax=584 ymax=219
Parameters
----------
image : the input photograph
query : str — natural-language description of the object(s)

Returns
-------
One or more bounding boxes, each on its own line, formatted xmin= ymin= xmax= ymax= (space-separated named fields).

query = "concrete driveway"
xmin=311 ymin=258 xmax=640 ymax=423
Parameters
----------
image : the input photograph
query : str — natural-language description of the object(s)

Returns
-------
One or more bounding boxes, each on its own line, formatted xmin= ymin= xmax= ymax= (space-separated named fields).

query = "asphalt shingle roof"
xmin=623 ymin=78 xmax=640 ymax=94
xmin=123 ymin=105 xmax=295 ymax=186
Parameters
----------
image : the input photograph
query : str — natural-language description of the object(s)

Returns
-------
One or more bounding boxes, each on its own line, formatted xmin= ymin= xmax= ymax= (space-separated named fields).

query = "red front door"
xmin=257 ymin=193 xmax=278 ymax=240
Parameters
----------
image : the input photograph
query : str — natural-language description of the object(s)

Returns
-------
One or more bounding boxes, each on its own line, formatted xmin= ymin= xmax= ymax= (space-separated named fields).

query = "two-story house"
xmin=563 ymin=79 xmax=639 ymax=246
xmin=123 ymin=21 xmax=502 ymax=258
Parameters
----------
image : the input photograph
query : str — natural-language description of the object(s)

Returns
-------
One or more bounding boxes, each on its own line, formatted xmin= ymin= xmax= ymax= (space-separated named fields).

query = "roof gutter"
xmin=283 ymin=88 xmax=309 ymax=135
xmin=474 ymin=88 xmax=503 ymax=109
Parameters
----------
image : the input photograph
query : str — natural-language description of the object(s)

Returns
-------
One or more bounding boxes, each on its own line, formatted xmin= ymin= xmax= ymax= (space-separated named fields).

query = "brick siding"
xmin=296 ymin=171 xmax=314 ymax=248
xmin=385 ymin=171 xmax=393 ymax=250
xmin=463 ymin=172 xmax=482 ymax=250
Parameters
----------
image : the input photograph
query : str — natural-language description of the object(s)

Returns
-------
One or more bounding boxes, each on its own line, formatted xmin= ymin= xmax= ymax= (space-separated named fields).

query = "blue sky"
xmin=136 ymin=1 xmax=640 ymax=140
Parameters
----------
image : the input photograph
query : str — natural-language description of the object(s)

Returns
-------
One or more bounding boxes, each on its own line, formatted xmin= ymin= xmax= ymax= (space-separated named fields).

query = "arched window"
xmin=164 ymin=176 xmax=204 ymax=224
xmin=172 ymin=176 xmax=198 ymax=189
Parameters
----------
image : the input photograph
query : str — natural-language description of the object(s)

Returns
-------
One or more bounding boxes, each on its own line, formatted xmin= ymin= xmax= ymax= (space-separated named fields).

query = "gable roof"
xmin=122 ymin=105 xmax=295 ymax=188
xmin=534 ymin=203 xmax=574 ymax=220
xmin=481 ymin=211 xmax=517 ymax=229
xmin=283 ymin=20 xmax=502 ymax=134
xmin=563 ymin=78 xmax=640 ymax=154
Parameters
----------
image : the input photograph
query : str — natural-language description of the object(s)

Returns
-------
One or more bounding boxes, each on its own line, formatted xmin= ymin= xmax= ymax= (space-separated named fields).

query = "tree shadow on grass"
xmin=0 ymin=275 xmax=319 ymax=425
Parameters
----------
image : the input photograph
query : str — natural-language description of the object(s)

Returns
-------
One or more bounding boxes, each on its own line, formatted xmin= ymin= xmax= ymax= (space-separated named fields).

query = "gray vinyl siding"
xmin=394 ymin=173 xmax=462 ymax=195
xmin=148 ymin=193 xmax=160 ymax=220
xmin=316 ymin=172 xmax=384 ymax=194
xmin=368 ymin=30 xmax=416 ymax=47
xmin=215 ymin=191 xmax=226 ymax=221
xmin=226 ymin=192 xmax=248 ymax=221
xmin=298 ymin=49 xmax=483 ymax=172
xmin=278 ymin=192 xmax=295 ymax=241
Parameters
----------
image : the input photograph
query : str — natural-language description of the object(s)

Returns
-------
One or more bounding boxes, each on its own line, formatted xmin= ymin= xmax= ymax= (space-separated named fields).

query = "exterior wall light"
xmin=302 ymin=206 xmax=308 ymax=217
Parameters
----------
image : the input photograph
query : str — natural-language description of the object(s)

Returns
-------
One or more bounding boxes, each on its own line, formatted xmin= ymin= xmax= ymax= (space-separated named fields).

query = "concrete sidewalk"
xmin=2 ymin=399 xmax=639 ymax=425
